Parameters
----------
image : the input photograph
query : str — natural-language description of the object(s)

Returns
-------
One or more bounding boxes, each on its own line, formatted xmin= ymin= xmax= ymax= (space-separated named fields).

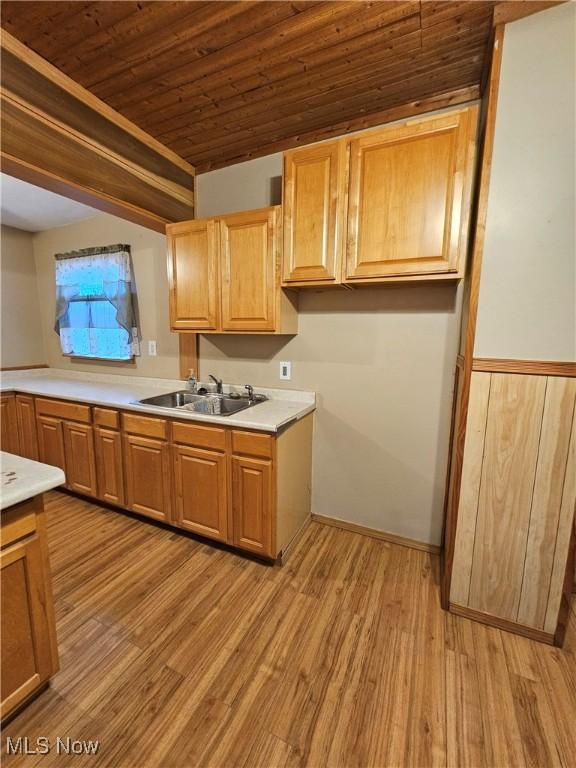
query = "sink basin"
xmin=136 ymin=390 xmax=266 ymax=417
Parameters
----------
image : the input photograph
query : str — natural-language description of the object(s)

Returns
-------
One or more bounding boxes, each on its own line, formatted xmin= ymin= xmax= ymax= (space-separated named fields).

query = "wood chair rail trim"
xmin=472 ymin=357 xmax=576 ymax=377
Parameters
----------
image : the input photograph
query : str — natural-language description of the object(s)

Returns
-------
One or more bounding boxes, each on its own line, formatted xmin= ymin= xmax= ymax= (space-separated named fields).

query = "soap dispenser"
xmin=186 ymin=368 xmax=198 ymax=393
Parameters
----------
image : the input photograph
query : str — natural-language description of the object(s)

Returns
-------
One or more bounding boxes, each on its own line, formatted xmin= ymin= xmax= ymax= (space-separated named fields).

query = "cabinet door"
xmin=232 ymin=455 xmax=274 ymax=557
xmin=345 ymin=109 xmax=476 ymax=280
xmin=123 ymin=434 xmax=171 ymax=522
xmin=1 ymin=534 xmax=57 ymax=718
xmin=94 ymin=427 xmax=125 ymax=506
xmin=283 ymin=140 xmax=346 ymax=284
xmin=167 ymin=218 xmax=219 ymax=330
xmin=15 ymin=395 xmax=38 ymax=460
xmin=1 ymin=395 xmax=19 ymax=454
xmin=37 ymin=416 xmax=65 ymax=473
xmin=63 ymin=421 xmax=97 ymax=497
xmin=173 ymin=445 xmax=228 ymax=542
xmin=219 ymin=207 xmax=278 ymax=331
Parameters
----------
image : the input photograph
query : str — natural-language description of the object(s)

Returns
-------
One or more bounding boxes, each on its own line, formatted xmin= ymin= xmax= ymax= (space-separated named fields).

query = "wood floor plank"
xmin=2 ymin=490 xmax=575 ymax=768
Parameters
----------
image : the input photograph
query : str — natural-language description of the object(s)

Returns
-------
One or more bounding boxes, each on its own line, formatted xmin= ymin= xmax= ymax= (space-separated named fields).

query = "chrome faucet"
xmin=209 ymin=374 xmax=223 ymax=394
xmin=245 ymin=384 xmax=255 ymax=402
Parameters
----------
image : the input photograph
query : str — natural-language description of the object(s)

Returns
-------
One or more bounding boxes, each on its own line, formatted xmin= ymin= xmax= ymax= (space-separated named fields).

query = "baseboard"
xmin=449 ymin=603 xmax=555 ymax=645
xmin=1 ymin=364 xmax=49 ymax=371
xmin=311 ymin=514 xmax=441 ymax=555
xmin=279 ymin=516 xmax=311 ymax=565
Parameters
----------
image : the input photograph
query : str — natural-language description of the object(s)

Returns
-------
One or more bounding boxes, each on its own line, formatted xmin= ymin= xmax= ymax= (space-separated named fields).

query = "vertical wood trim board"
xmin=450 ymin=371 xmax=576 ymax=639
xmin=441 ymin=27 xmax=506 ymax=606
xmin=178 ymin=335 xmax=200 ymax=381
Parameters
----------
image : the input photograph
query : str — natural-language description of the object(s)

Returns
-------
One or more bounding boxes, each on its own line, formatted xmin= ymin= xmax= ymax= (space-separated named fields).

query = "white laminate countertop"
xmin=1 ymin=452 xmax=66 ymax=510
xmin=0 ymin=369 xmax=316 ymax=433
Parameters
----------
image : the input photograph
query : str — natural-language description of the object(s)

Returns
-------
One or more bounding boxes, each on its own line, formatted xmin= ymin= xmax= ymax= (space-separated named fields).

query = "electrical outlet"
xmin=279 ymin=361 xmax=291 ymax=380
xmin=148 ymin=340 xmax=157 ymax=356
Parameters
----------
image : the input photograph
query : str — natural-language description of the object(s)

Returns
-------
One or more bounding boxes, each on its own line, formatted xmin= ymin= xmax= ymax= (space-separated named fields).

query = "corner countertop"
xmin=0 ymin=369 xmax=316 ymax=433
xmin=1 ymin=452 xmax=66 ymax=510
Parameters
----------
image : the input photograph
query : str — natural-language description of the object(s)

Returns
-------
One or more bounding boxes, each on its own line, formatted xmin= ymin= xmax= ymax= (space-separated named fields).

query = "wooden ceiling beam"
xmin=0 ymin=31 xmax=195 ymax=227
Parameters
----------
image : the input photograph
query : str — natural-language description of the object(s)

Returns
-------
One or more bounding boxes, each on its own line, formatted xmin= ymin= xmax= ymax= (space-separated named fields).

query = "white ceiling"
xmin=0 ymin=173 xmax=97 ymax=232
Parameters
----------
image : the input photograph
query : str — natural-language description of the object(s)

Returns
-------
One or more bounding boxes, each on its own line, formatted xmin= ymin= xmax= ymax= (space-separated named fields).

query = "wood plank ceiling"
xmin=1 ymin=1 xmax=497 ymax=172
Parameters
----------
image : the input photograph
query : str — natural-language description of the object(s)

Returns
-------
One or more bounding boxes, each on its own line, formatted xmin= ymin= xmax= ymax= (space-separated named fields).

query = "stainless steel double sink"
xmin=136 ymin=390 xmax=266 ymax=417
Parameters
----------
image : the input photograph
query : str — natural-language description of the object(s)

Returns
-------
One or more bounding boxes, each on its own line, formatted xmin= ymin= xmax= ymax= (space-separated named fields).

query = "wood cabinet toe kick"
xmin=0 ymin=394 xmax=314 ymax=562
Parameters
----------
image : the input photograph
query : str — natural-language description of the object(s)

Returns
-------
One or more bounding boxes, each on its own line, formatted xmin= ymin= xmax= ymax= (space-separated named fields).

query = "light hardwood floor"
xmin=3 ymin=491 xmax=576 ymax=768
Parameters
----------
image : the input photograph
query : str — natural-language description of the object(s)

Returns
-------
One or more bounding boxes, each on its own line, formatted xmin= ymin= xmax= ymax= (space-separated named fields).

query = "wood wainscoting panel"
xmin=467 ymin=373 xmax=547 ymax=620
xmin=544 ymin=405 xmax=576 ymax=635
xmin=449 ymin=372 xmax=491 ymax=606
xmin=518 ymin=378 xmax=576 ymax=628
xmin=451 ymin=369 xmax=576 ymax=642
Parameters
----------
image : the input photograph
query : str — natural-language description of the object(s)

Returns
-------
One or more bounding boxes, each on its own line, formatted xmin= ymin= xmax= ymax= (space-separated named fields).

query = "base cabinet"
xmin=173 ymin=444 xmax=228 ymax=542
xmin=36 ymin=416 xmax=66 ymax=473
xmin=1 ymin=394 xmax=19 ymax=454
xmin=123 ymin=434 xmax=171 ymax=523
xmin=94 ymin=427 xmax=125 ymax=506
xmin=231 ymin=455 xmax=274 ymax=557
xmin=6 ymin=394 xmax=313 ymax=563
xmin=15 ymin=395 xmax=38 ymax=460
xmin=1 ymin=497 xmax=58 ymax=719
xmin=63 ymin=422 xmax=97 ymax=497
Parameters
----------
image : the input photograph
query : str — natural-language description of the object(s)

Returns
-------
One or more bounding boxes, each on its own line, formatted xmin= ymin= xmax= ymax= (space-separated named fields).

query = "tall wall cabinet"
xmin=282 ymin=106 xmax=478 ymax=287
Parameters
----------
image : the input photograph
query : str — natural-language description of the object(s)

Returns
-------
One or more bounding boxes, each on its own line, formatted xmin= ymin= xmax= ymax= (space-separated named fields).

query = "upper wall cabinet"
xmin=167 ymin=219 xmax=219 ymax=331
xmin=220 ymin=208 xmax=277 ymax=332
xmin=283 ymin=140 xmax=346 ymax=285
xmin=167 ymin=206 xmax=297 ymax=335
xmin=282 ymin=106 xmax=478 ymax=287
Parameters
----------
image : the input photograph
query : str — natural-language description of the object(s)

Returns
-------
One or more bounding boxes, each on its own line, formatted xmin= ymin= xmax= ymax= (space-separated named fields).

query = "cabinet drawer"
xmin=35 ymin=398 xmax=91 ymax=423
xmin=172 ymin=421 xmax=227 ymax=452
xmin=1 ymin=498 xmax=38 ymax=549
xmin=231 ymin=430 xmax=273 ymax=459
xmin=122 ymin=412 xmax=168 ymax=440
xmin=93 ymin=407 xmax=120 ymax=429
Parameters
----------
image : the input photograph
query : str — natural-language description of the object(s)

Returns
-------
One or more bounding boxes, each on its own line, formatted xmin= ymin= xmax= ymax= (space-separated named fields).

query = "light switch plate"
xmin=279 ymin=361 xmax=291 ymax=380
xmin=148 ymin=340 xmax=157 ymax=356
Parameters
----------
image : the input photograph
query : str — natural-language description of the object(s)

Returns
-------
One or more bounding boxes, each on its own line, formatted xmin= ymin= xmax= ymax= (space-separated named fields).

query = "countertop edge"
xmin=1 ymin=382 xmax=316 ymax=433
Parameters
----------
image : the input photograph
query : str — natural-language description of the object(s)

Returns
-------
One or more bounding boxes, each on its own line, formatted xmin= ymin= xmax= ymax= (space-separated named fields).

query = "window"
xmin=54 ymin=244 xmax=140 ymax=361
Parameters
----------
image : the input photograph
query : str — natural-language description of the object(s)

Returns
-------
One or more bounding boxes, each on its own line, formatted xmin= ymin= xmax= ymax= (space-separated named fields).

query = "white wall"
xmin=32 ymin=214 xmax=180 ymax=379
xmin=475 ymin=2 xmax=576 ymax=360
xmin=197 ymin=154 xmax=463 ymax=546
xmin=1 ymin=225 xmax=45 ymax=367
